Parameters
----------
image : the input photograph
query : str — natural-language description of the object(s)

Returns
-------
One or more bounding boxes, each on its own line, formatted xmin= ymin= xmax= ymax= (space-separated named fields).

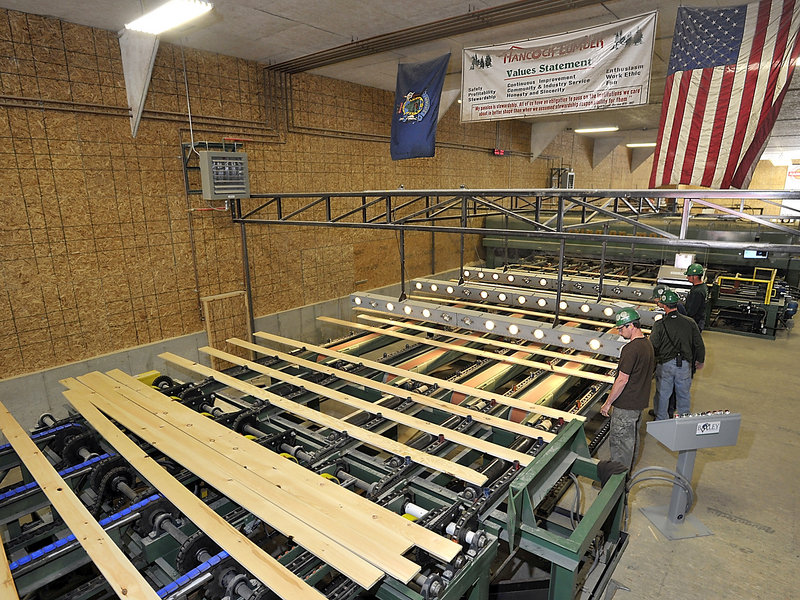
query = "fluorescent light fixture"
xmin=626 ymin=142 xmax=657 ymax=148
xmin=125 ymin=0 xmax=213 ymax=35
xmin=574 ymin=126 xmax=619 ymax=134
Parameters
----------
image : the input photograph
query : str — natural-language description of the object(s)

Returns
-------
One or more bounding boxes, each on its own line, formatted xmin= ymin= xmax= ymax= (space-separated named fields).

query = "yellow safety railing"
xmin=715 ymin=268 xmax=777 ymax=305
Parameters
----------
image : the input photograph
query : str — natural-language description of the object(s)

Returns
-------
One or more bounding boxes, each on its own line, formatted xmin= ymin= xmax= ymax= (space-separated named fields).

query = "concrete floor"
xmin=586 ymin=328 xmax=800 ymax=599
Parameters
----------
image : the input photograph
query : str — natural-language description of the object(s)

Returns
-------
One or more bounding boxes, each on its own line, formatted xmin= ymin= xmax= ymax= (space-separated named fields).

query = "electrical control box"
xmin=198 ymin=150 xmax=250 ymax=200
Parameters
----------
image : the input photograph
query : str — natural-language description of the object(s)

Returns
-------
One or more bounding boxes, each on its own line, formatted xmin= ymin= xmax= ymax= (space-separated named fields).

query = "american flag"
xmin=650 ymin=0 xmax=800 ymax=189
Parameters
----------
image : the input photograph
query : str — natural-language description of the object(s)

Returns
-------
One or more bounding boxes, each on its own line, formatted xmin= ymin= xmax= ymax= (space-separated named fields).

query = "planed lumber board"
xmin=0 ymin=521 xmax=19 ymax=600
xmin=62 ymin=385 xmax=327 ymax=600
xmin=358 ymin=314 xmax=617 ymax=369
xmin=101 ymin=370 xmax=456 ymax=563
xmin=104 ymin=372 xmax=460 ymax=565
xmin=62 ymin=372 xmax=394 ymax=589
xmin=318 ymin=317 xmax=615 ymax=384
xmin=253 ymin=331 xmax=583 ymax=424
xmin=159 ymin=352 xmax=489 ymax=486
xmin=0 ymin=401 xmax=161 ymax=600
xmin=200 ymin=345 xmax=534 ymax=466
xmin=227 ymin=337 xmax=554 ymax=442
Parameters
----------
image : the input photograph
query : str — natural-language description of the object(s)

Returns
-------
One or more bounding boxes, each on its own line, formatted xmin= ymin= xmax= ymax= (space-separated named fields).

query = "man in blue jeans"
xmin=650 ymin=289 xmax=706 ymax=419
xmin=600 ymin=308 xmax=655 ymax=473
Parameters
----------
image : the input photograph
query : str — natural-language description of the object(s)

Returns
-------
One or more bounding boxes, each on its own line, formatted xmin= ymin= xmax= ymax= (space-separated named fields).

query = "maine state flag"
xmin=390 ymin=53 xmax=450 ymax=161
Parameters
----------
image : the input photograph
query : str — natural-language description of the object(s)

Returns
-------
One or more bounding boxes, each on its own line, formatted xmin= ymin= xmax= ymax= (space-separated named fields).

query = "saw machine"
xmin=0 ymin=272 xmax=645 ymax=600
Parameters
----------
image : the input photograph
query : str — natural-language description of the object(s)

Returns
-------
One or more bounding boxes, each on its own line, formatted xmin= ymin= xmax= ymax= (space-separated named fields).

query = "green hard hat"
xmin=659 ymin=289 xmax=680 ymax=306
xmin=615 ymin=307 xmax=640 ymax=327
xmin=685 ymin=263 xmax=704 ymax=276
xmin=651 ymin=284 xmax=668 ymax=299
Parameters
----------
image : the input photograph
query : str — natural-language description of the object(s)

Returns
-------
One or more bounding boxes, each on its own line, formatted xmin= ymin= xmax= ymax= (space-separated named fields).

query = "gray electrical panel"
xmin=198 ymin=150 xmax=250 ymax=200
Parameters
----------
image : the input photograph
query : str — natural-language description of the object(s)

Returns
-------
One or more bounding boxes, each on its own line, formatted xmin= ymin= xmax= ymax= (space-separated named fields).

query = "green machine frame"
xmin=484 ymin=419 xmax=627 ymax=600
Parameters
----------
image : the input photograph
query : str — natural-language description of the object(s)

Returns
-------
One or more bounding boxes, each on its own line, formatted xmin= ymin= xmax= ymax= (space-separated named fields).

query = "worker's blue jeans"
xmin=609 ymin=407 xmax=642 ymax=473
xmin=654 ymin=358 xmax=692 ymax=419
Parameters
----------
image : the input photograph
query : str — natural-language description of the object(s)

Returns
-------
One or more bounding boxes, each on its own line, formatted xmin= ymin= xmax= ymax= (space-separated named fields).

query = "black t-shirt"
xmin=614 ymin=337 xmax=655 ymax=411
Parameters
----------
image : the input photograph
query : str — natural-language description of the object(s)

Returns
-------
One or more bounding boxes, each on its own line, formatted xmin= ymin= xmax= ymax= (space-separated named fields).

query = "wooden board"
xmin=0 ymin=520 xmax=19 ymax=600
xmin=0 ymin=401 xmax=160 ymax=600
xmin=103 ymin=370 xmax=460 ymax=564
xmin=62 ymin=385 xmax=327 ymax=600
xmin=200 ymin=345 xmax=534 ymax=467
xmin=227 ymin=337 xmax=556 ymax=442
xmin=158 ymin=353 xmax=489 ymax=487
xmin=253 ymin=331 xmax=585 ymax=424
xmin=318 ymin=317 xmax=615 ymax=385
xmin=358 ymin=313 xmax=617 ymax=369
xmin=63 ymin=374 xmax=389 ymax=588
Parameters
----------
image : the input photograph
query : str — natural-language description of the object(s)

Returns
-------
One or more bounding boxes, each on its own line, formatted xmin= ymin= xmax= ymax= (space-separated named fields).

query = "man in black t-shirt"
xmin=685 ymin=263 xmax=708 ymax=331
xmin=600 ymin=308 xmax=655 ymax=473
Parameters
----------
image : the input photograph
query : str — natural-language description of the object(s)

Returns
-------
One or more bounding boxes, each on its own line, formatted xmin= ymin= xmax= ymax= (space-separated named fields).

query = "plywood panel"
xmin=200 ymin=290 xmax=253 ymax=370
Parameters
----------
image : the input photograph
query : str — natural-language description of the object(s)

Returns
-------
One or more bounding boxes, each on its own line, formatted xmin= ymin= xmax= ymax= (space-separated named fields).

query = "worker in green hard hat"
xmin=685 ymin=263 xmax=708 ymax=331
xmin=600 ymin=308 xmax=655 ymax=473
xmin=650 ymin=289 xmax=705 ymax=420
xmin=652 ymin=284 xmax=686 ymax=315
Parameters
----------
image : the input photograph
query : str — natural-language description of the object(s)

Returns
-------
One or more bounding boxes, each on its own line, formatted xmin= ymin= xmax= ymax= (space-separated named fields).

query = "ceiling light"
xmin=422 ymin=309 xmax=431 ymax=318
xmin=626 ymin=142 xmax=657 ymax=148
xmin=533 ymin=329 xmax=545 ymax=339
xmin=517 ymin=296 xmax=527 ymax=304
xmin=507 ymin=275 xmax=515 ymax=282
xmin=463 ymin=270 xmax=471 ymax=277
xmin=430 ymin=284 xmax=438 ymax=292
xmin=508 ymin=324 xmax=519 ymax=335
xmin=539 ymin=278 xmax=548 ymax=286
xmin=446 ymin=286 xmax=454 ymax=294
xmin=485 ymin=320 xmax=495 ymax=330
xmin=560 ymin=334 xmax=572 ymax=344
xmin=386 ymin=302 xmax=394 ymax=311
xmin=125 ymin=0 xmax=213 ymax=35
xmin=492 ymin=273 xmax=499 ymax=280
xmin=559 ymin=301 xmax=568 ymax=310
xmin=498 ymin=293 xmax=507 ymax=301
xmin=574 ymin=126 xmax=619 ymax=134
xmin=477 ymin=272 xmax=485 ymax=279
xmin=589 ymin=339 xmax=602 ymax=350
xmin=537 ymin=298 xmax=547 ymax=307
xmin=580 ymin=304 xmax=591 ymax=313
xmin=354 ymin=297 xmax=362 ymax=305
xmin=480 ymin=290 xmax=489 ymax=299
xmin=603 ymin=307 xmax=614 ymax=317
xmin=415 ymin=282 xmax=423 ymax=290
xmin=403 ymin=306 xmax=412 ymax=314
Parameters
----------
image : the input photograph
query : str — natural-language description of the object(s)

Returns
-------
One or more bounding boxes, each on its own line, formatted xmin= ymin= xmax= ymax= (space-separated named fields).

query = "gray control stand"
xmin=642 ymin=412 xmax=741 ymax=540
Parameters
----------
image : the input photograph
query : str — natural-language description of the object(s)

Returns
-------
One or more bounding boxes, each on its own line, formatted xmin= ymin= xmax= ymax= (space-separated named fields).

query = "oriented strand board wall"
xmin=200 ymin=291 xmax=253 ymax=370
xmin=0 ymin=8 xmax=659 ymax=379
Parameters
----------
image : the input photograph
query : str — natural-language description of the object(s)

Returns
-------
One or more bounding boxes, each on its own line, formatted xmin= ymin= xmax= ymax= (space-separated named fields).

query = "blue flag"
xmin=390 ymin=53 xmax=450 ymax=161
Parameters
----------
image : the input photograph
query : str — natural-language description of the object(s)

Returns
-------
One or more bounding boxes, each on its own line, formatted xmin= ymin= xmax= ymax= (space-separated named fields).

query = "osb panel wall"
xmin=200 ymin=291 xmax=253 ymax=371
xmin=0 ymin=8 xmax=657 ymax=379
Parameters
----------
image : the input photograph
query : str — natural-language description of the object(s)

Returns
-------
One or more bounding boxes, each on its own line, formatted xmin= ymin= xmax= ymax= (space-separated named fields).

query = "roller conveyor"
xmin=0 ymin=268 xmax=641 ymax=599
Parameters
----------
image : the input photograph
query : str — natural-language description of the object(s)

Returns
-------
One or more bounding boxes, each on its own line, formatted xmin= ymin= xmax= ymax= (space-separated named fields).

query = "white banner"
xmin=461 ymin=12 xmax=657 ymax=122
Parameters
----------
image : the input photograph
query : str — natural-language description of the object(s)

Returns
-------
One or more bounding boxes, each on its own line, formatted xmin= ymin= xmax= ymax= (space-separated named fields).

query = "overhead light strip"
xmin=458 ymin=268 xmax=657 ymax=304
xmin=350 ymin=293 xmax=626 ymax=358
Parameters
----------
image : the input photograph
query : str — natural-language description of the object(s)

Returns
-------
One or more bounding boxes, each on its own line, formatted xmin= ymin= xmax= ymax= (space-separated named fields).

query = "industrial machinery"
xmin=0 ymin=267 xmax=654 ymax=600
xmin=705 ymin=267 xmax=798 ymax=338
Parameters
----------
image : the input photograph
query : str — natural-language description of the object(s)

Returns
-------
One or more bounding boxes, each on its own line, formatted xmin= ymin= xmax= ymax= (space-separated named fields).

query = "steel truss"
xmin=231 ymin=188 xmax=800 ymax=316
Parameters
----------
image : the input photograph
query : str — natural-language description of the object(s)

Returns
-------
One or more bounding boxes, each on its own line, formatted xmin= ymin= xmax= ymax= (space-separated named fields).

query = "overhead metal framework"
xmin=231 ymin=188 xmax=800 ymax=318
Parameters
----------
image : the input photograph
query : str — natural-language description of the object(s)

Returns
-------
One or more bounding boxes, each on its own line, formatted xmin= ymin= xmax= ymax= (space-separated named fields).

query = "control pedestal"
xmin=641 ymin=411 xmax=741 ymax=540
